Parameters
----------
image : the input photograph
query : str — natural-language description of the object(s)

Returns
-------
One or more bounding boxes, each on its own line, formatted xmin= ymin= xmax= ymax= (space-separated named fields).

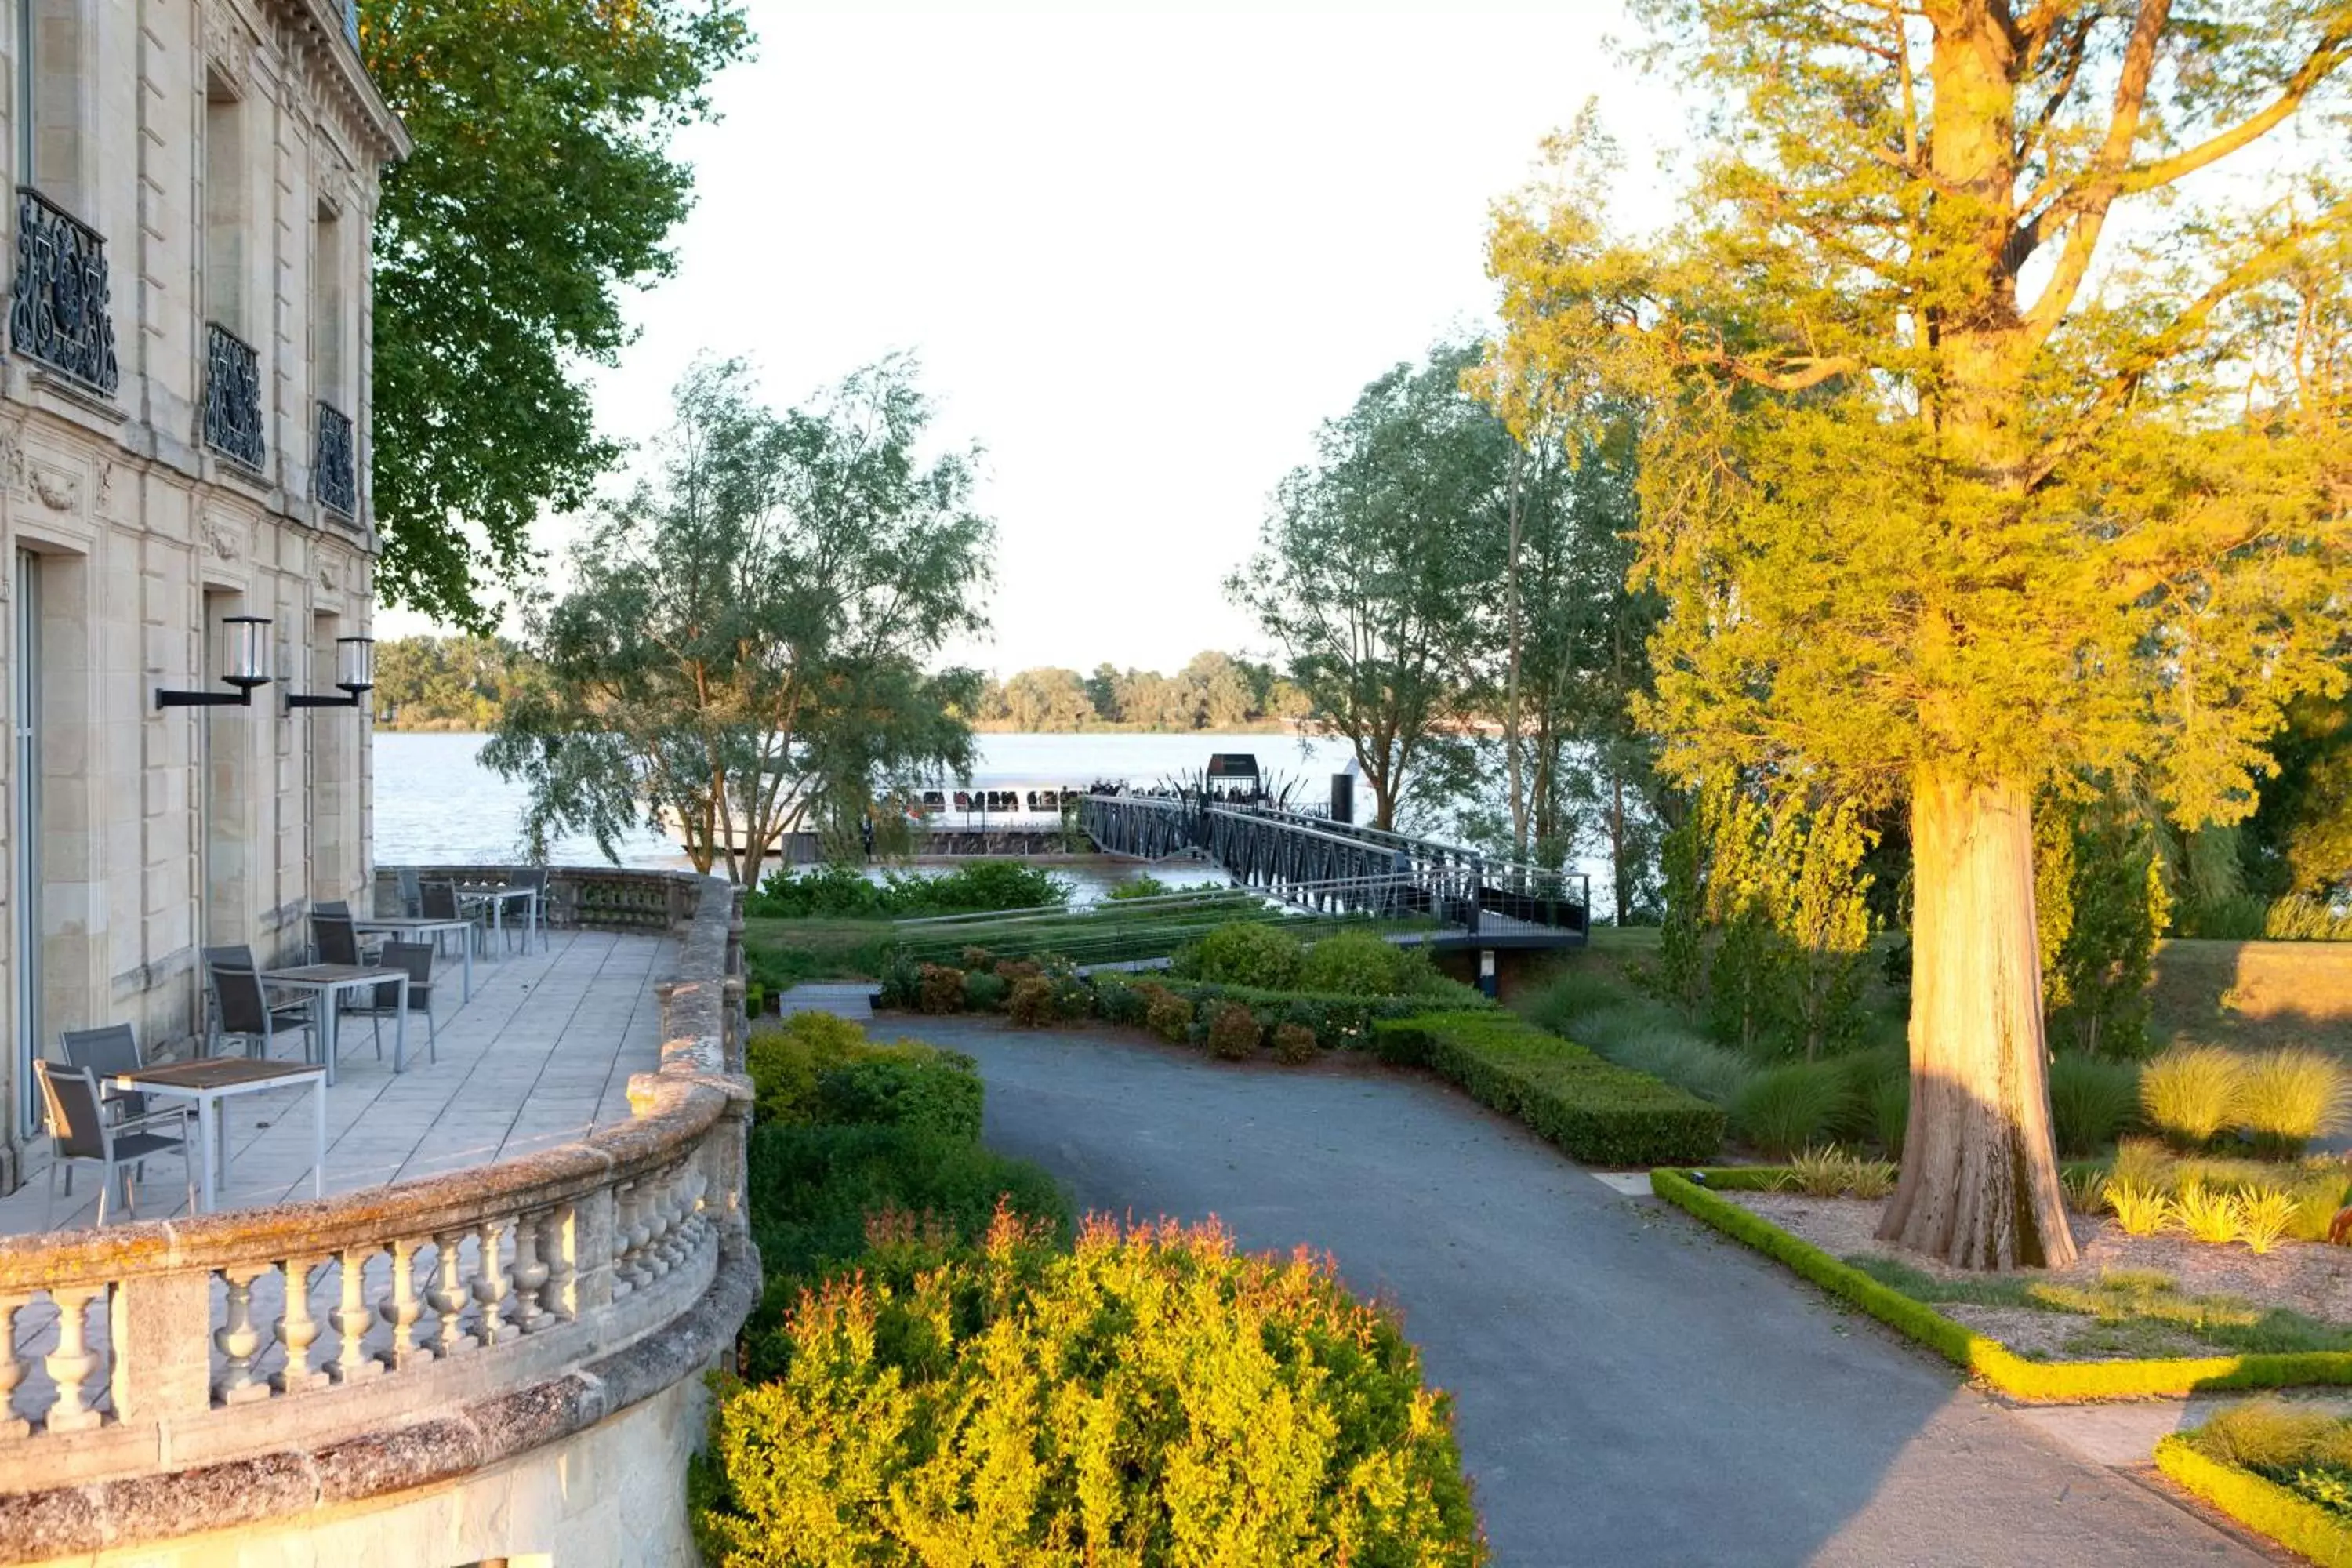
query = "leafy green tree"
xmin=364 ymin=0 xmax=751 ymax=625
xmin=483 ymin=357 xmax=991 ymax=884
xmin=2048 ymin=798 xmax=2172 ymax=1059
xmin=1488 ymin=16 xmax=2352 ymax=1268
xmin=1230 ymin=343 xmax=1508 ymax=829
xmin=1083 ymin=663 xmax=1123 ymax=724
xmin=1182 ymin=651 xmax=1256 ymax=730
xmin=1000 ymin=668 xmax=1094 ymax=731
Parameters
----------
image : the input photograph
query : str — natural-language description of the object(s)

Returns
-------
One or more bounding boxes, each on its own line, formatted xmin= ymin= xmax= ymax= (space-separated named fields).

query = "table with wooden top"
xmin=110 ymin=1058 xmax=325 ymax=1214
xmin=351 ymin=915 xmax=476 ymax=1002
xmin=259 ymin=964 xmax=408 ymax=1085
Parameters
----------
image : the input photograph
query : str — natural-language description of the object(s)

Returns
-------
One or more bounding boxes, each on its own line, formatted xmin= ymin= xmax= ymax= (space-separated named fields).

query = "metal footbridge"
xmin=1080 ymin=792 xmax=1589 ymax=951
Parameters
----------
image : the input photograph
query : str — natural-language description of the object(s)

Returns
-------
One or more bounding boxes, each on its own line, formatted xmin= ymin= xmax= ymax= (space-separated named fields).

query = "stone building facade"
xmin=0 ymin=0 xmax=405 ymax=1188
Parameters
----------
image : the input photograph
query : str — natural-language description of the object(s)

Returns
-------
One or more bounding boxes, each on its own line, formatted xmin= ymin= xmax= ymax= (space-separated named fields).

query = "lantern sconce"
xmin=287 ymin=636 xmax=376 ymax=710
xmin=154 ymin=615 xmax=271 ymax=708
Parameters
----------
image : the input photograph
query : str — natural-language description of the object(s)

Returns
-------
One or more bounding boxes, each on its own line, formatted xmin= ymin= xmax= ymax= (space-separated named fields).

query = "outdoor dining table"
xmin=258 ymin=964 xmax=409 ymax=1085
xmin=351 ymin=915 xmax=477 ymax=1002
xmin=458 ymin=884 xmax=539 ymax=956
xmin=109 ymin=1058 xmax=325 ymax=1214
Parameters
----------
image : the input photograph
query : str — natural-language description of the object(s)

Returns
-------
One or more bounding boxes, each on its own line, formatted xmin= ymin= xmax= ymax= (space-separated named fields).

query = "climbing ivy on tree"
xmin=363 ymin=0 xmax=752 ymax=626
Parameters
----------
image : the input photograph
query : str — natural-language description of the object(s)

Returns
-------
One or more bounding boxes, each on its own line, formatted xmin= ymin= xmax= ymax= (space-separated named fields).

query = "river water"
xmin=372 ymin=731 xmax=1363 ymax=895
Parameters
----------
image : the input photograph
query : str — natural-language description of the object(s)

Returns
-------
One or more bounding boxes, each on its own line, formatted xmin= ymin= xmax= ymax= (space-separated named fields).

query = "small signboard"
xmin=1205 ymin=753 xmax=1260 ymax=781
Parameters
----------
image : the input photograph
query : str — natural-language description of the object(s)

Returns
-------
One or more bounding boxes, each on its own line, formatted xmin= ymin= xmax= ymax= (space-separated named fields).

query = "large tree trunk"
xmin=1878 ymin=766 xmax=2078 ymax=1269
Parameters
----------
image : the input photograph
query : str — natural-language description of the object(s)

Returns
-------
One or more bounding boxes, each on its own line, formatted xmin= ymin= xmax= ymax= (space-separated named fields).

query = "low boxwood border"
xmin=1650 ymin=1167 xmax=2352 ymax=1402
xmin=1373 ymin=1014 xmax=1723 ymax=1167
xmin=2154 ymin=1436 xmax=2352 ymax=1568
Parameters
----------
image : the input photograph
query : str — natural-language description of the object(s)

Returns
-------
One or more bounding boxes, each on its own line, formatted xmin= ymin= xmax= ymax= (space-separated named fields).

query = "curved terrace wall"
xmin=0 ymin=868 xmax=757 ymax=1566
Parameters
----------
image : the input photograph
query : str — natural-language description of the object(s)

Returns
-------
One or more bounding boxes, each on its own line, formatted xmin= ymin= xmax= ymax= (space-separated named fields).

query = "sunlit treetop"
xmin=1481 ymin=2 xmax=2352 ymax=822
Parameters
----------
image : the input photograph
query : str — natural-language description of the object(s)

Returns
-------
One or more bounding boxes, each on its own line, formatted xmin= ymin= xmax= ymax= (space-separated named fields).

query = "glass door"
xmin=14 ymin=552 xmax=40 ymax=1136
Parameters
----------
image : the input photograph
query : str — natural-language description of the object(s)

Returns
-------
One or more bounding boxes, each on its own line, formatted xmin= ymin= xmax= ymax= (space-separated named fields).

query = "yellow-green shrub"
xmin=701 ymin=1211 xmax=1482 ymax=1566
xmin=2175 ymin=1179 xmax=2245 ymax=1244
xmin=744 ymin=1012 xmax=982 ymax=1138
xmin=2142 ymin=1044 xmax=2245 ymax=1149
xmin=2238 ymin=1048 xmax=2350 ymax=1158
xmin=1137 ymin=981 xmax=1195 ymax=1043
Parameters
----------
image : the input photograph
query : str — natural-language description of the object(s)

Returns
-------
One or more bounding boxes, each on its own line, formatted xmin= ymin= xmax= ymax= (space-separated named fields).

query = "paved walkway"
xmin=895 ymin=1017 xmax=2282 ymax=1568
xmin=2 ymin=928 xmax=671 ymax=1233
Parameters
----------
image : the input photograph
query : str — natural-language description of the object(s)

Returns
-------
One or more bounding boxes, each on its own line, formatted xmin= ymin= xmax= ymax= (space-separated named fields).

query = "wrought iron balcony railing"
xmin=10 ymin=187 xmax=118 ymax=395
xmin=203 ymin=322 xmax=267 ymax=470
xmin=314 ymin=400 xmax=357 ymax=517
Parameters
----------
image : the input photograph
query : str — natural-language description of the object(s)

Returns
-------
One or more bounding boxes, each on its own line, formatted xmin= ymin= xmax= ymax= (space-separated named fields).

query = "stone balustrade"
xmin=0 ymin=869 xmax=757 ymax=1563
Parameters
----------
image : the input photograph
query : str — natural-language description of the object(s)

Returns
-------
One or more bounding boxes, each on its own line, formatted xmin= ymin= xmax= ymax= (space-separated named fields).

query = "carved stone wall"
xmin=0 ymin=0 xmax=408 ymax=1184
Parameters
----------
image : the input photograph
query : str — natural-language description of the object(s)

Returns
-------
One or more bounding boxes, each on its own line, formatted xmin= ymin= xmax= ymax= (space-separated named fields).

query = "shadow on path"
xmin=894 ymin=1017 xmax=2275 ymax=1568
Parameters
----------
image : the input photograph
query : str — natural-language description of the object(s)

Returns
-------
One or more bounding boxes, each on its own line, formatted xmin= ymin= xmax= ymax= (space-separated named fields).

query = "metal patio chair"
xmin=203 ymin=949 xmax=321 ymax=1065
xmin=349 ymin=940 xmax=439 ymax=1064
xmin=418 ymin=879 xmax=485 ymax=960
xmin=395 ymin=866 xmax=424 ymax=918
xmin=34 ymin=1061 xmax=195 ymax=1227
xmin=508 ymin=866 xmax=550 ymax=953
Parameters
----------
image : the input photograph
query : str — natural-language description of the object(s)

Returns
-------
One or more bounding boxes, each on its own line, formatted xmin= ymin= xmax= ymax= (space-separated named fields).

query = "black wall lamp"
xmin=288 ymin=636 xmax=376 ymax=710
xmin=155 ymin=615 xmax=270 ymax=708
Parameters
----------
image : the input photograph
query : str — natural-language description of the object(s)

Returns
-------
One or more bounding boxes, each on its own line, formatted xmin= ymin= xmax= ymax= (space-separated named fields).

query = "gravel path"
xmin=889 ymin=1016 xmax=2285 ymax=1568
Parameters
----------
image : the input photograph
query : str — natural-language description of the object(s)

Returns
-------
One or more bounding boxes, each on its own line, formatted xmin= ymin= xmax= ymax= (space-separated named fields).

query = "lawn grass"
xmin=742 ymin=917 xmax=895 ymax=991
xmin=1844 ymin=1255 xmax=2352 ymax=1358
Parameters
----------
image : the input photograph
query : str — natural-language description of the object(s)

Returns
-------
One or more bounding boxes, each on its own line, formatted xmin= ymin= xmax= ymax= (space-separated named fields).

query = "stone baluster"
xmin=510 ymin=1209 xmax=554 ymax=1334
xmin=272 ymin=1255 xmax=328 ymax=1393
xmin=330 ymin=1246 xmax=382 ymax=1383
xmin=212 ymin=1267 xmax=272 ymax=1407
xmin=638 ymin=1172 xmax=673 ymax=1283
xmin=629 ymin=1177 xmax=657 ymax=1284
xmin=611 ymin=1182 xmax=640 ymax=1299
xmin=662 ymin=1167 xmax=694 ymax=1269
xmin=471 ymin=1218 xmax=512 ymax=1346
xmin=43 ymin=1287 xmax=107 ymax=1432
xmin=0 ymin=1298 xmax=27 ymax=1439
xmin=428 ymin=1232 xmax=476 ymax=1358
xmin=377 ymin=1237 xmax=432 ymax=1370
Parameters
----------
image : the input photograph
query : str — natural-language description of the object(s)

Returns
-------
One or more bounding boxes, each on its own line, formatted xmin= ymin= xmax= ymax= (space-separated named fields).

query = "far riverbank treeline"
xmin=373 ymin=637 xmax=1313 ymax=735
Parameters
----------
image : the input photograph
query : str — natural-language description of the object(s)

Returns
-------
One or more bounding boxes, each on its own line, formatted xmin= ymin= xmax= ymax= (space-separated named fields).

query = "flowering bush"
xmin=1205 ymin=1000 xmax=1261 ymax=1059
xmin=916 ymin=963 xmax=967 ymax=1014
xmin=702 ymin=1210 xmax=1483 ymax=1566
xmin=1006 ymin=975 xmax=1058 ymax=1027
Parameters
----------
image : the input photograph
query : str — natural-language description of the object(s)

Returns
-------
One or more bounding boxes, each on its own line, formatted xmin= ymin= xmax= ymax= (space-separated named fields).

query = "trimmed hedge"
xmin=1373 ymin=1013 xmax=1724 ymax=1167
xmin=1093 ymin=972 xmax=1467 ymax=1053
xmin=1651 ymin=1167 xmax=2352 ymax=1401
xmin=2155 ymin=1436 xmax=2352 ymax=1568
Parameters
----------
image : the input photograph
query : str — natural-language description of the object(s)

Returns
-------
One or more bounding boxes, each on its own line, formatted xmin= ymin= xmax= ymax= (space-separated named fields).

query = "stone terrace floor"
xmin=0 ymin=927 xmax=674 ymax=1236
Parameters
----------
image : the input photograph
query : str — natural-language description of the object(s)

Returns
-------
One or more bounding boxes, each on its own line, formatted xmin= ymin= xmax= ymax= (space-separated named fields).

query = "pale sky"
xmin=378 ymin=2 xmax=1686 ymax=676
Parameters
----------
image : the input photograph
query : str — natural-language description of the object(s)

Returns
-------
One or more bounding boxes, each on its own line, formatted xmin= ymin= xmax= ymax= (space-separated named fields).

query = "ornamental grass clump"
xmin=1731 ymin=1062 xmax=1851 ymax=1160
xmin=702 ymin=1210 xmax=1483 ymax=1566
xmin=2174 ymin=1179 xmax=2245 ymax=1246
xmin=2048 ymin=1053 xmax=2142 ymax=1156
xmin=2236 ymin=1187 xmax=2301 ymax=1255
xmin=2235 ymin=1048 xmax=2350 ymax=1159
xmin=2103 ymin=1178 xmax=2173 ymax=1237
xmin=2141 ymin=1045 xmax=2245 ymax=1151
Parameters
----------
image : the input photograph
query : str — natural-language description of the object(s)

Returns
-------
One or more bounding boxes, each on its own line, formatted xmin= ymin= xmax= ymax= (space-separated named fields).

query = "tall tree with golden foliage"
xmin=1486 ymin=9 xmax=2352 ymax=1267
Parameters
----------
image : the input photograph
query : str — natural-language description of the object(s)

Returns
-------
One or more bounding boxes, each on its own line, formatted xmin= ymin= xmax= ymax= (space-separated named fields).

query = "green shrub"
xmin=812 ymin=1051 xmax=985 ymax=1140
xmin=1272 ymin=1022 xmax=1319 ymax=1064
xmin=1373 ymin=1012 xmax=1724 ymax=1165
xmin=1297 ymin=931 xmax=1429 ymax=996
xmin=745 ymin=860 xmax=887 ymax=919
xmin=704 ymin=1213 xmax=1481 ymax=1565
xmin=960 ymin=970 xmax=1007 ymax=1013
xmin=744 ymin=1011 xmax=871 ymax=1125
xmin=1205 ymin=1000 xmax=1262 ymax=1060
xmin=2143 ymin=1044 xmax=2246 ymax=1149
xmin=1185 ymin=920 xmax=1305 ymax=989
xmin=916 ymin=963 xmax=967 ymax=1015
xmin=1139 ymin=982 xmax=1196 ymax=1042
xmin=2238 ymin=1048 xmax=2350 ymax=1158
xmin=961 ymin=946 xmax=1000 ymax=971
xmin=737 ymin=1123 xmax=1070 ymax=1376
xmin=1731 ymin=1062 xmax=1852 ymax=1159
xmin=2049 ymin=1053 xmax=2143 ymax=1156
xmin=1870 ymin=1071 xmax=1911 ymax=1160
xmin=1005 ymin=975 xmax=1058 ymax=1027
xmin=1105 ymin=873 xmax=1174 ymax=901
